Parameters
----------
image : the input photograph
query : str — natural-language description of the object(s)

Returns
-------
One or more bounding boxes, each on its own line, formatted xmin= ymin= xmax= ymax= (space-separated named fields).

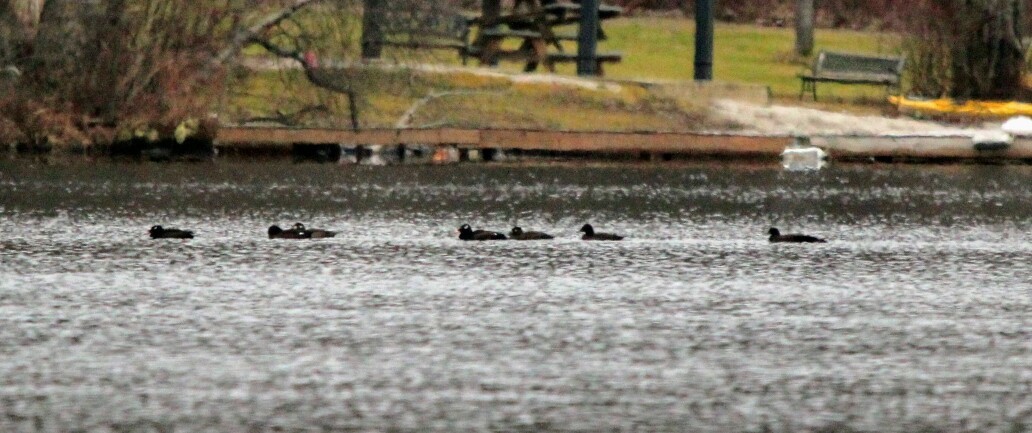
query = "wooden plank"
xmin=547 ymin=51 xmax=623 ymax=62
xmin=481 ymin=130 xmax=789 ymax=155
xmin=217 ymin=127 xmax=792 ymax=157
xmin=398 ymin=128 xmax=480 ymax=145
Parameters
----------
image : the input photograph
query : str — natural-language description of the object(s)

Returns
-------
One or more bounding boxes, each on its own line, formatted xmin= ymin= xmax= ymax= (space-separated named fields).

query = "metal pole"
xmin=694 ymin=0 xmax=714 ymax=81
xmin=577 ymin=0 xmax=600 ymax=76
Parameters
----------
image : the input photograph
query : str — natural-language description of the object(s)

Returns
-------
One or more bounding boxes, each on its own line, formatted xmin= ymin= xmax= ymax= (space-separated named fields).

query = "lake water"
xmin=1 ymin=160 xmax=1030 ymax=433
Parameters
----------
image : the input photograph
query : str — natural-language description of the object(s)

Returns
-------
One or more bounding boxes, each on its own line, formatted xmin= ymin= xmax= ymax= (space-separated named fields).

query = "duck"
xmin=457 ymin=224 xmax=507 ymax=241
xmin=767 ymin=227 xmax=827 ymax=243
xmin=149 ymin=225 xmax=194 ymax=239
xmin=292 ymin=222 xmax=337 ymax=238
xmin=509 ymin=226 xmax=554 ymax=240
xmin=579 ymin=224 xmax=623 ymax=241
xmin=268 ymin=224 xmax=310 ymax=239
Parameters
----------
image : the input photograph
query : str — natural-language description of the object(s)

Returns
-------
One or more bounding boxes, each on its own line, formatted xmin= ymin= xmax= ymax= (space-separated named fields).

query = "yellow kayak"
xmin=889 ymin=96 xmax=1032 ymax=117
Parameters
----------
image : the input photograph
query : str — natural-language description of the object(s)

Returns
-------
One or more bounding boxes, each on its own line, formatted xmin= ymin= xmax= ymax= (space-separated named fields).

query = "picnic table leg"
xmin=481 ymin=38 xmax=503 ymax=67
xmin=543 ymin=56 xmax=557 ymax=73
xmin=526 ymin=38 xmax=548 ymax=73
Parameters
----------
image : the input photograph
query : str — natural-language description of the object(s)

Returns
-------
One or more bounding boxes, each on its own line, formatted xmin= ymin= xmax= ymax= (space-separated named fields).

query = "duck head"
xmin=149 ymin=225 xmax=164 ymax=236
xmin=510 ymin=226 xmax=524 ymax=236
xmin=579 ymin=224 xmax=594 ymax=235
xmin=768 ymin=227 xmax=781 ymax=236
xmin=457 ymin=224 xmax=475 ymax=239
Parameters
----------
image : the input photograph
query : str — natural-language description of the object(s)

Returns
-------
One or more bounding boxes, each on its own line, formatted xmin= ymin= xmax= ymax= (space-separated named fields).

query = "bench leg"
xmin=800 ymin=79 xmax=818 ymax=101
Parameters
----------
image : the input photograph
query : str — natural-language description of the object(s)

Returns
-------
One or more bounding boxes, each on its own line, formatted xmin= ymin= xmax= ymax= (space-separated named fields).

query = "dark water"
xmin=1 ymin=160 xmax=1030 ymax=433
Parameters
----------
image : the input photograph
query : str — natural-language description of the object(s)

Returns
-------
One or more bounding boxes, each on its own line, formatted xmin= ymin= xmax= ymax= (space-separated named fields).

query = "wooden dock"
xmin=5 ymin=126 xmax=1030 ymax=163
xmin=216 ymin=126 xmax=1032 ymax=163
xmin=216 ymin=127 xmax=794 ymax=160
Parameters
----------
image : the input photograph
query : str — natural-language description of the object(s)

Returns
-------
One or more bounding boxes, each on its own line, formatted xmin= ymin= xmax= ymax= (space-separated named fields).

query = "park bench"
xmin=799 ymin=50 xmax=905 ymax=101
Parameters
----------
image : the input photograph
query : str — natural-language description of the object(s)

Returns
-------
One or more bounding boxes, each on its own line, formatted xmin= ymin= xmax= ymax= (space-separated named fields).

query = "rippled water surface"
xmin=1 ymin=160 xmax=1031 ymax=433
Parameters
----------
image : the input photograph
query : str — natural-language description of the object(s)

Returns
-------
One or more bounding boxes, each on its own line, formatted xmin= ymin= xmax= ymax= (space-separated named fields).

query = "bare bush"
xmin=901 ymin=0 xmax=1026 ymax=100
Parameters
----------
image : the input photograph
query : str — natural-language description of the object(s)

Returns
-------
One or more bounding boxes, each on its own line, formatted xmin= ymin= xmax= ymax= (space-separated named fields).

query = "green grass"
xmin=224 ymin=67 xmax=707 ymax=132
xmin=230 ymin=17 xmax=905 ymax=130
xmin=600 ymin=19 xmax=900 ymax=99
xmin=463 ymin=18 xmax=900 ymax=101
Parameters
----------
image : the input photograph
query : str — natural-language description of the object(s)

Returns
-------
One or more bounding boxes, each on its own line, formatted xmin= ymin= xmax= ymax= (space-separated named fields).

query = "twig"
xmin=395 ymin=90 xmax=507 ymax=128
xmin=199 ymin=0 xmax=329 ymax=80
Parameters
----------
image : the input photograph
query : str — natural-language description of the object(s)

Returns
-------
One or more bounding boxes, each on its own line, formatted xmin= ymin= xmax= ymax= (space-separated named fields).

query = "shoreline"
xmin=5 ymin=126 xmax=1030 ymax=164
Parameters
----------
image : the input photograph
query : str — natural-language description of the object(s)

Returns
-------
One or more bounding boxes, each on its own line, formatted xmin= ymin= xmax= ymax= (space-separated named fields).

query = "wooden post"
xmin=795 ymin=0 xmax=814 ymax=56
xmin=577 ymin=0 xmax=600 ymax=76
xmin=361 ymin=0 xmax=384 ymax=60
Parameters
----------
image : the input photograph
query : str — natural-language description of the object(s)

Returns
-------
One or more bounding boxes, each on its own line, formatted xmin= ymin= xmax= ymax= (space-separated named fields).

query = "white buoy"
xmin=781 ymin=137 xmax=827 ymax=171
xmin=1001 ymin=116 xmax=1032 ymax=136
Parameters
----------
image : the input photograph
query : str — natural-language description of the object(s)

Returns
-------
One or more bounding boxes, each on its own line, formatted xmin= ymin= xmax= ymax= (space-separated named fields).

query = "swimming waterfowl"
xmin=458 ymin=224 xmax=507 ymax=241
xmin=580 ymin=224 xmax=623 ymax=241
xmin=268 ymin=224 xmax=310 ymax=239
xmin=292 ymin=222 xmax=337 ymax=238
xmin=768 ymin=227 xmax=827 ymax=243
xmin=509 ymin=226 xmax=554 ymax=240
xmin=149 ymin=225 xmax=194 ymax=239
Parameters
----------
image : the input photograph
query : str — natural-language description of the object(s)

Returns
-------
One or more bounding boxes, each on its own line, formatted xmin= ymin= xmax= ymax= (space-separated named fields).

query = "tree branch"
xmin=249 ymin=36 xmax=361 ymax=131
xmin=200 ymin=0 xmax=330 ymax=79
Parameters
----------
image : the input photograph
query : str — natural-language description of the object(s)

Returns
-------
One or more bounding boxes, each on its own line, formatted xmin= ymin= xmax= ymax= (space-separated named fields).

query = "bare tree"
xmin=902 ymin=0 xmax=1026 ymax=100
xmin=0 ymin=0 xmax=495 ymax=144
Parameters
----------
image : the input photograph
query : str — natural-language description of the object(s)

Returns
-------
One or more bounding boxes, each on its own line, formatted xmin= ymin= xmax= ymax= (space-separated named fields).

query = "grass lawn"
xmin=468 ymin=18 xmax=900 ymax=104
xmin=225 ymin=67 xmax=708 ymax=131
xmin=230 ymin=17 xmax=904 ymax=130
xmin=597 ymin=19 xmax=900 ymax=102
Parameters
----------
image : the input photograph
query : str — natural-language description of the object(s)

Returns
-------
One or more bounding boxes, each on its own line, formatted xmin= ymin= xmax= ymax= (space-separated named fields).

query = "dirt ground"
xmin=709 ymin=99 xmax=991 ymax=136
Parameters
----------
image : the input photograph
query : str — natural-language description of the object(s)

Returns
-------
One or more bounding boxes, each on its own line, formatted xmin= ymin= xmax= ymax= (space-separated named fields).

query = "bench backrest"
xmin=813 ymin=50 xmax=905 ymax=81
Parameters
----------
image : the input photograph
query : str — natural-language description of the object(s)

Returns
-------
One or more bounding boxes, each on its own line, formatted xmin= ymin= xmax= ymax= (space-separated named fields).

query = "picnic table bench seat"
xmin=546 ymin=51 xmax=622 ymax=74
xmin=479 ymin=28 xmax=579 ymax=41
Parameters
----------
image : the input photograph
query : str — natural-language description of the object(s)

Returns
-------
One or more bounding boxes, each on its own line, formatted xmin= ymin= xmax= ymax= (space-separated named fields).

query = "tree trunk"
xmin=795 ymin=0 xmax=814 ymax=56
xmin=948 ymin=0 xmax=1024 ymax=99
xmin=361 ymin=0 xmax=384 ymax=59
xmin=1 ymin=0 xmax=45 ymax=63
xmin=33 ymin=0 xmax=89 ymax=73
xmin=0 ymin=1 xmax=18 ymax=62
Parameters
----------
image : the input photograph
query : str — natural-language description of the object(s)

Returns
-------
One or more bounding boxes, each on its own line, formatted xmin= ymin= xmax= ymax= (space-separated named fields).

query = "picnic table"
xmin=470 ymin=0 xmax=623 ymax=74
xmin=363 ymin=0 xmax=622 ymax=75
